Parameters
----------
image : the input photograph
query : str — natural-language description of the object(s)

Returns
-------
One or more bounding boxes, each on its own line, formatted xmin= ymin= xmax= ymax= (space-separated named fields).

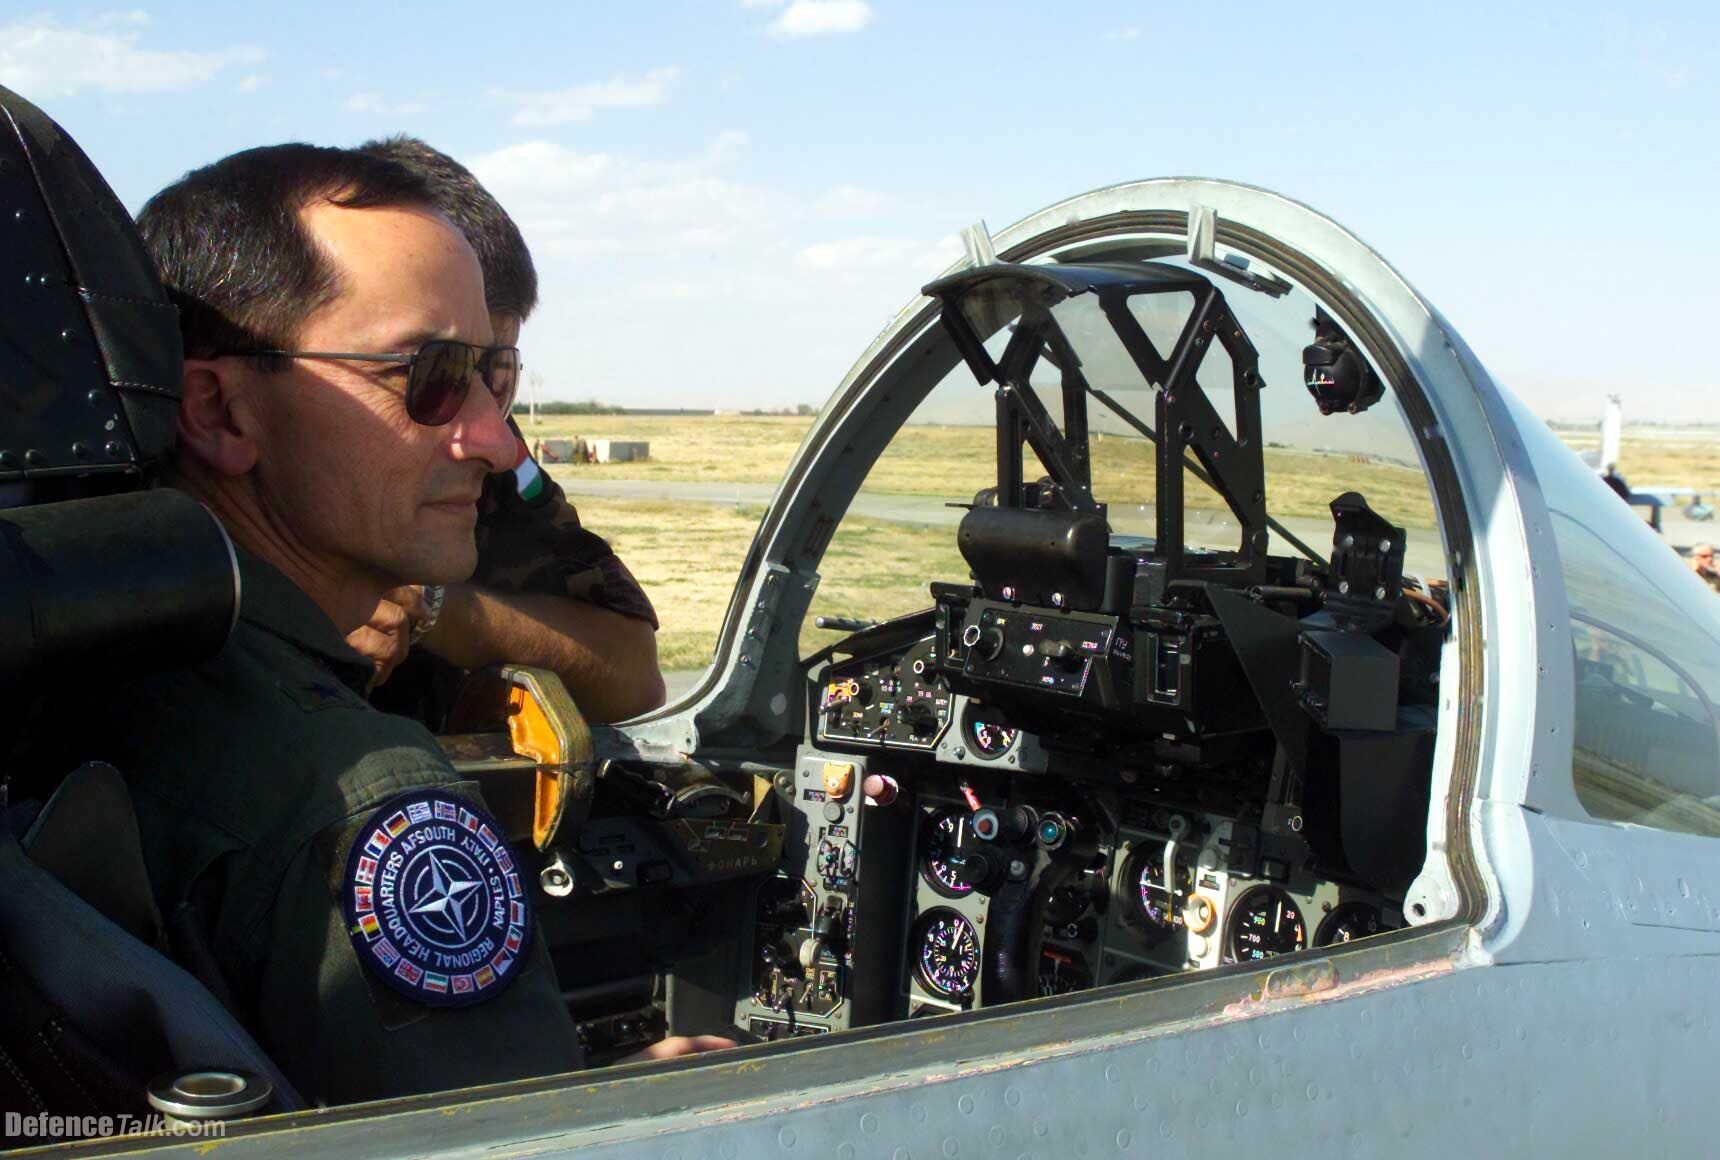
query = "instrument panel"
xmin=817 ymin=637 xmax=953 ymax=751
xmin=796 ymin=601 xmax=1415 ymax=1027
xmin=1098 ymin=815 xmax=1401 ymax=984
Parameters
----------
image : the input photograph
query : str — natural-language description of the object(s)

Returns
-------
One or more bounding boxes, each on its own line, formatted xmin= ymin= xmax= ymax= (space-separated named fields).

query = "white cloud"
xmin=741 ymin=0 xmax=787 ymax=7
xmin=812 ymin=184 xmax=895 ymax=219
xmin=344 ymin=92 xmax=427 ymax=116
xmin=466 ymin=135 xmax=952 ymax=408
xmin=0 ymin=13 xmax=263 ymax=99
xmin=1106 ymin=26 xmax=1142 ymax=41
xmin=767 ymin=0 xmax=873 ymax=38
xmin=236 ymin=74 xmax=266 ymax=94
xmin=472 ymin=136 xmax=794 ymax=260
xmin=495 ymin=67 xmax=678 ymax=127
xmin=798 ymin=235 xmax=960 ymax=273
xmin=92 ymin=10 xmax=150 ymax=28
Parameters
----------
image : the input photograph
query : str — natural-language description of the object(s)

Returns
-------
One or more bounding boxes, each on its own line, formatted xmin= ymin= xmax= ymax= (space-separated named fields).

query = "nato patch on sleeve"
xmin=342 ymin=789 xmax=532 ymax=1008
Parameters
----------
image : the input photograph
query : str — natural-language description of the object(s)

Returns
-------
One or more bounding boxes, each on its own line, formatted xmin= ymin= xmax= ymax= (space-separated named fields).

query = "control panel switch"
xmin=822 ymin=761 xmax=856 ymax=801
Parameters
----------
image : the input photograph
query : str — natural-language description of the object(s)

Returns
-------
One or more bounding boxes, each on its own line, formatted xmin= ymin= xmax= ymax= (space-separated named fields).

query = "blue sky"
xmin=6 ymin=1 xmax=1719 ymax=420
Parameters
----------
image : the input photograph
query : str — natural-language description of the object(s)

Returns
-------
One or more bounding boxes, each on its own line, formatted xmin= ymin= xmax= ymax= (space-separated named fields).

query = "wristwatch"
xmin=410 ymin=584 xmax=446 ymax=643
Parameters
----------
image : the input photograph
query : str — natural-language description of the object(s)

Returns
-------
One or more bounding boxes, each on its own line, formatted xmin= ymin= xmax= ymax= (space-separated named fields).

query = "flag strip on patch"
xmin=434 ymin=800 xmax=459 ymax=822
xmin=406 ymin=801 xmax=432 ymax=824
xmin=513 ymin=438 xmax=544 ymax=501
xmin=384 ymin=811 xmax=410 ymax=836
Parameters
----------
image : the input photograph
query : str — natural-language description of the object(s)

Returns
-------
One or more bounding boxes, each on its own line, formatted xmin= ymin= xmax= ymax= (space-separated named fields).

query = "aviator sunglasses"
xmin=214 ymin=340 xmax=521 ymax=426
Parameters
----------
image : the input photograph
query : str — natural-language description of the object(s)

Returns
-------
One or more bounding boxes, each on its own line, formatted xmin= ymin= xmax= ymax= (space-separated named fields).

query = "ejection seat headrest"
xmin=0 ymin=83 xmax=182 ymax=480
xmin=0 ymin=88 xmax=236 ymax=690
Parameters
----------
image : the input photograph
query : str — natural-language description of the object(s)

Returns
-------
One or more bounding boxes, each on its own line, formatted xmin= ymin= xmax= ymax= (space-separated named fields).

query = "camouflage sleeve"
xmin=471 ymin=432 xmax=659 ymax=630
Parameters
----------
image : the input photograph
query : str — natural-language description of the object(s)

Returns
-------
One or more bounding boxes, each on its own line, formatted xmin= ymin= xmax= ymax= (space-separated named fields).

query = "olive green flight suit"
xmin=85 ymin=548 xmax=583 ymax=1106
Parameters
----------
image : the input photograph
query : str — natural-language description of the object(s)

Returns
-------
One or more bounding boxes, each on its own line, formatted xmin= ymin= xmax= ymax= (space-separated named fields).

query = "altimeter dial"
xmin=913 ymin=909 xmax=980 ymax=999
xmin=1225 ymin=886 xmax=1307 ymax=963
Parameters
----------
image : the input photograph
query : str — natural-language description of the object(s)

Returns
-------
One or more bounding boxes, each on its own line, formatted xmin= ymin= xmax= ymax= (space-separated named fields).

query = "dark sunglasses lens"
xmin=407 ymin=341 xmax=475 ymax=425
xmin=485 ymin=347 xmax=521 ymax=414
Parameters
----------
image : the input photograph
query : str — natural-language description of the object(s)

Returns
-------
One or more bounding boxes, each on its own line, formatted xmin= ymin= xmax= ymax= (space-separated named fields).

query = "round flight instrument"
xmin=1124 ymin=847 xmax=1193 ymax=946
xmin=920 ymin=809 xmax=976 ymax=898
xmin=1315 ymin=902 xmax=1389 ymax=947
xmin=913 ymin=909 xmax=980 ymax=999
xmin=1226 ymin=886 xmax=1308 ymax=962
xmin=1043 ymin=883 xmax=1090 ymax=931
xmin=961 ymin=701 xmax=1018 ymax=758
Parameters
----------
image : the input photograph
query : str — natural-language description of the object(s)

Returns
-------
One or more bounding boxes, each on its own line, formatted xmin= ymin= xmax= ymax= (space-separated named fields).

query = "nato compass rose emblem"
xmin=342 ymin=789 xmax=531 ymax=1007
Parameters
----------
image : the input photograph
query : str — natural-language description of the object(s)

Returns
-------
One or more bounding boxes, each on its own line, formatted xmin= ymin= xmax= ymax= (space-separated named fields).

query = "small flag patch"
xmin=513 ymin=437 xmax=544 ymax=502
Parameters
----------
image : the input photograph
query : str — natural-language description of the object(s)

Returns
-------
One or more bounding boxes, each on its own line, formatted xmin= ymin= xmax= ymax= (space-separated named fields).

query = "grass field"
xmin=569 ymin=495 xmax=965 ymax=667
xmin=533 ymin=414 xmax=1712 ymax=668
xmin=1557 ymin=429 xmax=1720 ymax=494
xmin=525 ymin=413 xmax=1440 ymax=526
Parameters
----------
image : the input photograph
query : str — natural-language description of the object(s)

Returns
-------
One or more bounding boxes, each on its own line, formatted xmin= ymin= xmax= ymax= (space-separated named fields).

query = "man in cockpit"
xmin=342 ymin=136 xmax=666 ymax=725
xmin=73 ymin=144 xmax=721 ymax=1106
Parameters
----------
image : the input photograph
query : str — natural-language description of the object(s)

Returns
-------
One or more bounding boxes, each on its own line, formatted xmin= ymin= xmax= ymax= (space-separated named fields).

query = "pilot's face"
xmin=246 ymin=200 xmax=514 ymax=590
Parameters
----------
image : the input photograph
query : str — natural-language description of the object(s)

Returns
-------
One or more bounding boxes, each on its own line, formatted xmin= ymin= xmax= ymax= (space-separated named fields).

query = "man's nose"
xmin=445 ymin=373 xmax=518 ymax=472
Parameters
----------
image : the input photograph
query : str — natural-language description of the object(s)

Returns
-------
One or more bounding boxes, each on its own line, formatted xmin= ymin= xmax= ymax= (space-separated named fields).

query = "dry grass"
xmin=526 ymin=414 xmax=1439 ymax=526
xmin=801 ymin=512 xmax=971 ymax=656
xmin=547 ymin=416 xmax=1709 ymax=667
xmin=568 ymin=496 xmax=966 ymax=669
xmin=565 ymin=497 xmax=765 ymax=671
xmin=522 ymin=414 xmax=813 ymax=485
xmin=1558 ymin=430 xmax=1720 ymax=494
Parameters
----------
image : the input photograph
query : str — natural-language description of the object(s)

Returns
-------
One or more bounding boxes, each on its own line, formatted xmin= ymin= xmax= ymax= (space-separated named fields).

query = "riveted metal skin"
xmin=0 ymin=84 xmax=180 ymax=480
xmin=89 ymin=947 xmax=1717 ymax=1158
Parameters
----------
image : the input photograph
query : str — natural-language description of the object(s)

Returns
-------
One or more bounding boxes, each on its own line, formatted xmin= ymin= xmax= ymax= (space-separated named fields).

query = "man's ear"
xmin=177 ymin=359 xmax=259 ymax=476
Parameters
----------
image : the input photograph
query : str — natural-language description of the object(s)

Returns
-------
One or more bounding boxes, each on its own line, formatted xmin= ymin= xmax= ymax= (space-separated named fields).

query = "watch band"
xmin=410 ymin=584 xmax=446 ymax=643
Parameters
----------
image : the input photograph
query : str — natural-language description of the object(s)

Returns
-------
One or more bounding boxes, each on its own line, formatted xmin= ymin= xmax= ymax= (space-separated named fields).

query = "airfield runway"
xmin=553 ymin=477 xmax=1453 ymax=578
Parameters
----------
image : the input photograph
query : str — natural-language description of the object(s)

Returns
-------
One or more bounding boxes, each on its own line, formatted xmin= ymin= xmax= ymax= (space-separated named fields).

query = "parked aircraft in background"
xmin=1581 ymin=394 xmax=1714 ymax=532
xmin=3 ymin=84 xmax=1719 ymax=1157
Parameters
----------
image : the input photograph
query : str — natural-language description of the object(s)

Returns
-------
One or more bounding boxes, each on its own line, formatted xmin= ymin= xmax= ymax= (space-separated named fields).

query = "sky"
xmin=5 ymin=1 xmax=1719 ymax=422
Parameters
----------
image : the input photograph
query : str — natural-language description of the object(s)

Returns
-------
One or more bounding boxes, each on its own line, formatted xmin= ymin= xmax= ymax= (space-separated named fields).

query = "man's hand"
xmin=347 ymin=585 xmax=432 ymax=687
xmin=616 ymin=1035 xmax=737 ymax=1065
